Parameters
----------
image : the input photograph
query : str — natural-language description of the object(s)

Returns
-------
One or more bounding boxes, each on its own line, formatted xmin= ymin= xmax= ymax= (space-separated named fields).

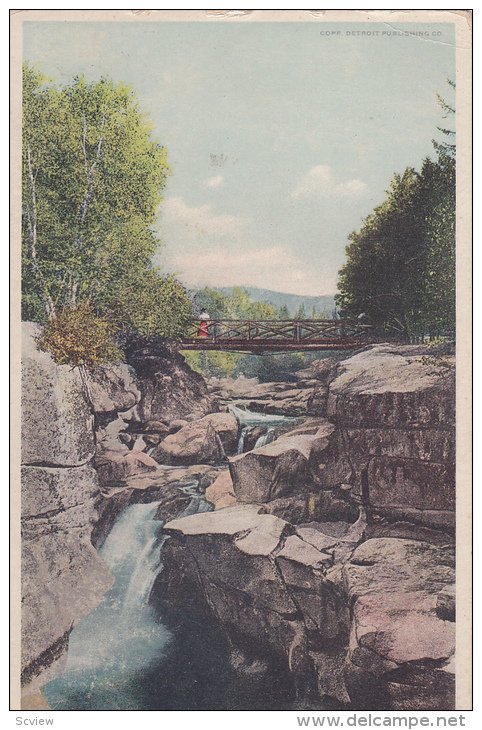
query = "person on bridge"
xmin=197 ymin=309 xmax=211 ymax=338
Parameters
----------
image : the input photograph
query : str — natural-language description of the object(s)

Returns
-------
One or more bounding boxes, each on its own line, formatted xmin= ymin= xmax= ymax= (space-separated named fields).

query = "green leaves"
xmin=107 ymin=268 xmax=194 ymax=339
xmin=22 ymin=63 xmax=192 ymax=346
xmin=193 ymin=286 xmax=278 ymax=321
xmin=22 ymin=64 xmax=167 ymax=310
xmin=336 ymin=84 xmax=455 ymax=340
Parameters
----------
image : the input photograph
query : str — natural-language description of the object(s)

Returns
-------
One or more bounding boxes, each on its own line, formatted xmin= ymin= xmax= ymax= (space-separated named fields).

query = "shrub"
xmin=37 ymin=301 xmax=122 ymax=367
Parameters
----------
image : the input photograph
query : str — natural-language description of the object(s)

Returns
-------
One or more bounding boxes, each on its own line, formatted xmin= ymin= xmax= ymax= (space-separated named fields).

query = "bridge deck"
xmin=179 ymin=319 xmax=373 ymax=353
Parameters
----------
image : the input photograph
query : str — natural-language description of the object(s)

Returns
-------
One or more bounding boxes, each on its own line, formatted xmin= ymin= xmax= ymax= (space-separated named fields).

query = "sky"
xmin=24 ymin=20 xmax=455 ymax=296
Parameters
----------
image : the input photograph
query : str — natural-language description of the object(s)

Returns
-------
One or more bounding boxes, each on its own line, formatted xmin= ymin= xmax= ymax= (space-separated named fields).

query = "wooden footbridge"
xmin=179 ymin=319 xmax=374 ymax=353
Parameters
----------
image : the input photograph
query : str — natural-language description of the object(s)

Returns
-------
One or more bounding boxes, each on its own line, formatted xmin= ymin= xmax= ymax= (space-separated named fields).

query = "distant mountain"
xmin=216 ymin=287 xmax=337 ymax=317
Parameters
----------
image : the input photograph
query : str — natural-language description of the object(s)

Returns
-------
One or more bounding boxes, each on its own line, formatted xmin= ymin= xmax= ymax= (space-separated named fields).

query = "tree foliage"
xmin=37 ymin=301 xmax=122 ymax=367
xmin=22 ymin=63 xmax=193 ymax=348
xmin=184 ymin=349 xmax=240 ymax=379
xmin=336 ymin=82 xmax=455 ymax=339
xmin=193 ymin=286 xmax=278 ymax=321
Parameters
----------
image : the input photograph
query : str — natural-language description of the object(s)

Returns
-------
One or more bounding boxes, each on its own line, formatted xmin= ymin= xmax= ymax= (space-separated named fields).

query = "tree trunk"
xmin=25 ymin=145 xmax=56 ymax=320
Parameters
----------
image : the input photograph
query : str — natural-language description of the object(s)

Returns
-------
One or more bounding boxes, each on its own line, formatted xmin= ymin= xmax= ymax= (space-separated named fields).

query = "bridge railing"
xmin=185 ymin=319 xmax=373 ymax=342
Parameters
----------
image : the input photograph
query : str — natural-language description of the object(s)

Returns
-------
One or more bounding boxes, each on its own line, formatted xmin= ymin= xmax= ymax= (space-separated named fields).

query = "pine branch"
xmin=436 ymin=126 xmax=455 ymax=137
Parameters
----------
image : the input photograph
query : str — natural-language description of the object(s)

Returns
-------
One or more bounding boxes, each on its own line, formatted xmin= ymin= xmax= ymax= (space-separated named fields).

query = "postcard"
xmin=10 ymin=9 xmax=472 ymax=715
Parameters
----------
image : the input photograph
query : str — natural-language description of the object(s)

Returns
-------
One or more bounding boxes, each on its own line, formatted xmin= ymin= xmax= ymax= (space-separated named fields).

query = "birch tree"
xmin=22 ymin=64 xmax=191 ymax=338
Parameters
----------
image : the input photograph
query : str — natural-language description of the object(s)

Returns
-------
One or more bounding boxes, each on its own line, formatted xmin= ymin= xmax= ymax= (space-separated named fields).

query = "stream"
xmin=230 ymin=405 xmax=296 ymax=452
xmin=43 ymin=408 xmax=296 ymax=711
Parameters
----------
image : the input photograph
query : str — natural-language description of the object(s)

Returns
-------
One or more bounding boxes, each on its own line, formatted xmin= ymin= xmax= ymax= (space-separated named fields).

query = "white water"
xmin=179 ymin=481 xmax=215 ymax=516
xmin=44 ymin=502 xmax=173 ymax=709
xmin=237 ymin=426 xmax=249 ymax=454
xmin=229 ymin=404 xmax=295 ymax=428
xmin=230 ymin=405 xmax=295 ymax=454
xmin=42 ymin=406 xmax=297 ymax=710
xmin=254 ymin=427 xmax=277 ymax=449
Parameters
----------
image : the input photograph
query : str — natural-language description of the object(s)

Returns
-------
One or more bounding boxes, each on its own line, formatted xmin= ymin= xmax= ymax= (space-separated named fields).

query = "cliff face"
xmin=126 ymin=338 xmax=216 ymax=423
xmin=325 ymin=344 xmax=455 ymax=530
xmin=21 ymin=323 xmax=113 ymax=693
xmin=157 ymin=344 xmax=456 ymax=711
xmin=20 ymin=322 xmax=219 ymax=698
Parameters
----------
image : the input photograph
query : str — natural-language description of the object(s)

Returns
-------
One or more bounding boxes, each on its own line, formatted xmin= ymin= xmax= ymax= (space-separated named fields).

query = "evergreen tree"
xmin=336 ymin=81 xmax=455 ymax=340
xmin=295 ymin=304 xmax=306 ymax=320
xmin=423 ymin=80 xmax=456 ymax=334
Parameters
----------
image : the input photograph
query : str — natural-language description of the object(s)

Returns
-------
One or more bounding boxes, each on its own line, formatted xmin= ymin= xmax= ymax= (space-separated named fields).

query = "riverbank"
xmin=20 ymin=323 xmax=456 ymax=710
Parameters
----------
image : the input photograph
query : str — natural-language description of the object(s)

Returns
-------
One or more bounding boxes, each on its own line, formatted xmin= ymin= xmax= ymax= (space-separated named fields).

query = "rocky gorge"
xmin=20 ymin=322 xmax=456 ymax=711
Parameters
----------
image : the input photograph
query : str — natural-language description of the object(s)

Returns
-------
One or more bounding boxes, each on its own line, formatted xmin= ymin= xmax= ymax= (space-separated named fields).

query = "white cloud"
xmin=161 ymin=196 xmax=242 ymax=237
xmin=171 ymin=245 xmax=317 ymax=293
xmin=204 ymin=175 xmax=225 ymax=189
xmin=175 ymin=245 xmax=290 ymax=271
xmin=158 ymin=196 xmax=336 ymax=295
xmin=334 ymin=178 xmax=368 ymax=196
xmin=291 ymin=165 xmax=332 ymax=199
xmin=291 ymin=164 xmax=367 ymax=199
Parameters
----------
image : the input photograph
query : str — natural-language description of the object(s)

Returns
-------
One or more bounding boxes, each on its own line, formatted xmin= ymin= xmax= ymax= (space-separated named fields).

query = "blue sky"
xmin=24 ymin=20 xmax=455 ymax=295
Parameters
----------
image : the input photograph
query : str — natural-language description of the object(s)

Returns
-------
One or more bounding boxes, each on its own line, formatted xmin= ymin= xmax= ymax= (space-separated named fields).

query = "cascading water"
xmin=42 ymin=405 xmax=299 ymax=711
xmin=179 ymin=482 xmax=214 ymax=516
xmin=43 ymin=502 xmax=173 ymax=710
xmin=230 ymin=404 xmax=296 ymax=454
xmin=237 ymin=425 xmax=249 ymax=454
xmin=43 ymin=480 xmax=239 ymax=711
xmin=229 ymin=404 xmax=294 ymax=428
xmin=254 ymin=427 xmax=276 ymax=449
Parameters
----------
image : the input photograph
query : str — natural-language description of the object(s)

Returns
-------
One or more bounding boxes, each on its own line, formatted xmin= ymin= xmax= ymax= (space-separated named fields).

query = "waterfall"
xmin=44 ymin=478 xmax=216 ymax=711
xmin=42 ymin=405 xmax=297 ymax=711
xmin=121 ymin=530 xmax=167 ymax=613
xmin=229 ymin=404 xmax=295 ymax=427
xmin=215 ymin=432 xmax=227 ymax=460
xmin=254 ymin=427 xmax=276 ymax=449
xmin=237 ymin=425 xmax=249 ymax=454
xmin=43 ymin=502 xmax=173 ymax=710
xmin=230 ymin=405 xmax=296 ymax=454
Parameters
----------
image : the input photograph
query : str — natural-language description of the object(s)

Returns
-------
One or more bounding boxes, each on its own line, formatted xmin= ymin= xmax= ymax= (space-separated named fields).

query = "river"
xmin=43 ymin=408 xmax=296 ymax=711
